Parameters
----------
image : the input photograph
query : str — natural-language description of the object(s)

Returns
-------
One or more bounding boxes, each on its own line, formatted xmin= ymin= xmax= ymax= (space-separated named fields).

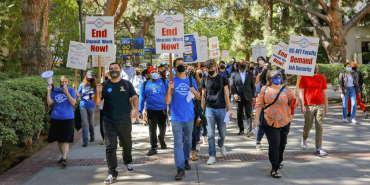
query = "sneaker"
xmin=104 ymin=174 xmax=117 ymax=184
xmin=203 ymin=136 xmax=208 ymax=145
xmin=160 ymin=141 xmax=167 ymax=149
xmin=206 ymin=156 xmax=216 ymax=165
xmin=100 ymin=139 xmax=105 ymax=145
xmin=301 ymin=138 xmax=307 ymax=149
xmin=58 ymin=157 xmax=63 ymax=164
xmin=246 ymin=131 xmax=254 ymax=138
xmin=220 ymin=146 xmax=227 ymax=157
xmin=82 ymin=142 xmax=88 ymax=147
xmin=343 ymin=118 xmax=349 ymax=123
xmin=126 ymin=164 xmax=133 ymax=172
xmin=256 ymin=143 xmax=262 ymax=151
xmin=185 ymin=160 xmax=191 ymax=170
xmin=60 ymin=159 xmax=67 ymax=166
xmin=147 ymin=148 xmax=157 ymax=156
xmin=317 ymin=148 xmax=328 ymax=156
xmin=364 ymin=111 xmax=369 ymax=119
xmin=352 ymin=118 xmax=358 ymax=124
xmin=196 ymin=143 xmax=200 ymax=151
xmin=90 ymin=136 xmax=94 ymax=142
xmin=175 ymin=170 xmax=185 ymax=180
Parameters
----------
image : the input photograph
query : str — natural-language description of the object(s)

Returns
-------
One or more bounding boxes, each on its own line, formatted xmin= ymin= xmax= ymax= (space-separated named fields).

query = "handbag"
xmin=74 ymin=86 xmax=91 ymax=131
xmin=259 ymin=85 xmax=286 ymax=127
xmin=189 ymin=77 xmax=207 ymax=126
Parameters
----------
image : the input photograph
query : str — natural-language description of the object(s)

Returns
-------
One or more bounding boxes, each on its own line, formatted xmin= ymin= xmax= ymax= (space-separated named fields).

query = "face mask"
xmin=249 ymin=67 xmax=254 ymax=71
xmin=220 ymin=65 xmax=225 ymax=69
xmin=346 ymin=67 xmax=352 ymax=72
xmin=166 ymin=75 xmax=170 ymax=80
xmin=159 ymin=70 xmax=166 ymax=77
xmin=177 ymin=65 xmax=186 ymax=73
xmin=234 ymin=65 xmax=237 ymax=68
xmin=208 ymin=70 xmax=215 ymax=76
xmin=198 ymin=73 xmax=203 ymax=78
xmin=240 ymin=64 xmax=247 ymax=69
xmin=204 ymin=71 xmax=209 ymax=76
xmin=110 ymin=70 xmax=120 ymax=79
xmin=165 ymin=67 xmax=168 ymax=70
xmin=186 ymin=70 xmax=195 ymax=77
xmin=126 ymin=63 xmax=130 ymax=67
xmin=352 ymin=67 xmax=356 ymax=70
xmin=105 ymin=76 xmax=109 ymax=81
xmin=60 ymin=85 xmax=69 ymax=88
xmin=151 ymin=73 xmax=158 ymax=80
xmin=87 ymin=78 xmax=94 ymax=83
xmin=136 ymin=71 xmax=140 ymax=76
xmin=272 ymin=77 xmax=281 ymax=85
xmin=259 ymin=60 xmax=264 ymax=65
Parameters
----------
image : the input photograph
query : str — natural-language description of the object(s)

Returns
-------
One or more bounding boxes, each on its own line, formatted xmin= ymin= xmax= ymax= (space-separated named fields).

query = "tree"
xmin=275 ymin=0 xmax=370 ymax=63
xmin=20 ymin=0 xmax=51 ymax=75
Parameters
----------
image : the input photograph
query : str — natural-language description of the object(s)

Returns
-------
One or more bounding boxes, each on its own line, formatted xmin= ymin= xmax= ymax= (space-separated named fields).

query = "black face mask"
xmin=198 ymin=73 xmax=203 ymax=78
xmin=186 ymin=70 xmax=195 ymax=77
xmin=177 ymin=65 xmax=186 ymax=73
xmin=136 ymin=71 xmax=140 ymax=76
xmin=240 ymin=64 xmax=247 ymax=69
xmin=105 ymin=76 xmax=109 ymax=81
xmin=208 ymin=70 xmax=215 ymax=76
xmin=220 ymin=65 xmax=225 ymax=69
xmin=352 ymin=67 xmax=356 ymax=71
xmin=87 ymin=78 xmax=94 ymax=83
xmin=110 ymin=71 xmax=120 ymax=79
xmin=249 ymin=67 xmax=254 ymax=71
xmin=159 ymin=70 xmax=166 ymax=77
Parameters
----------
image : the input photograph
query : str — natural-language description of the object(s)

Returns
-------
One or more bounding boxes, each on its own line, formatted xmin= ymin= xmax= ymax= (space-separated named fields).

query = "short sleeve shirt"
xmin=201 ymin=75 xmax=228 ymax=109
xmin=51 ymin=87 xmax=77 ymax=120
xmin=299 ymin=74 xmax=327 ymax=106
xmin=77 ymin=83 xmax=97 ymax=108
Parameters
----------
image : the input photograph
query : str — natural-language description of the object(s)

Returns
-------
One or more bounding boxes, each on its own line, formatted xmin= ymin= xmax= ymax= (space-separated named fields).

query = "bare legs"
xmin=58 ymin=142 xmax=70 ymax=159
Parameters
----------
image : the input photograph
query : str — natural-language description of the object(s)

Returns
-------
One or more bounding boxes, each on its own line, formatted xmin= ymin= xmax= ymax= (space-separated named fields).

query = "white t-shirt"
xmin=120 ymin=67 xmax=135 ymax=81
xmin=347 ymin=74 xmax=354 ymax=87
xmin=131 ymin=75 xmax=146 ymax=95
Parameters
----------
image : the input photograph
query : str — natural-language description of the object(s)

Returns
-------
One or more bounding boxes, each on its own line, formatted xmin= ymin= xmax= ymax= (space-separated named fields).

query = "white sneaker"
xmin=196 ymin=144 xmax=200 ymax=151
xmin=352 ymin=118 xmax=358 ymax=124
xmin=317 ymin=148 xmax=328 ymax=156
xmin=203 ymin=136 xmax=208 ymax=145
xmin=343 ymin=118 xmax=349 ymax=123
xmin=220 ymin=146 xmax=227 ymax=157
xmin=301 ymin=138 xmax=307 ymax=149
xmin=104 ymin=174 xmax=116 ymax=184
xmin=206 ymin=156 xmax=216 ymax=165
xmin=256 ymin=143 xmax=262 ymax=151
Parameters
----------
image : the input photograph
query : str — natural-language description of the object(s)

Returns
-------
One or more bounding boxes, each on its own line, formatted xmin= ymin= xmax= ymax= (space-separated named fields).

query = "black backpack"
xmin=189 ymin=76 xmax=207 ymax=126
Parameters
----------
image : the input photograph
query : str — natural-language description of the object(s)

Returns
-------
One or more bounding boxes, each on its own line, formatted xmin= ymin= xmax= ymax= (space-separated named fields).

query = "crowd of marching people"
xmin=46 ymin=57 xmax=368 ymax=184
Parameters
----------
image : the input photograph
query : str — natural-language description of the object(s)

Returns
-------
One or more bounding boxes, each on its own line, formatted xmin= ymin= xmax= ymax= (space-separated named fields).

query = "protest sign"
xmin=155 ymin=15 xmax=185 ymax=53
xmin=183 ymin=33 xmax=199 ymax=63
xmin=121 ymin=38 xmax=131 ymax=56
xmin=134 ymin=38 xmax=145 ymax=56
xmin=221 ymin=50 xmax=229 ymax=60
xmin=85 ymin=16 xmax=115 ymax=56
xmin=66 ymin=41 xmax=88 ymax=70
xmin=285 ymin=35 xmax=319 ymax=76
xmin=145 ymin=48 xmax=160 ymax=59
xmin=209 ymin=37 xmax=220 ymax=58
xmin=270 ymin=42 xmax=289 ymax=68
xmin=198 ymin=37 xmax=208 ymax=62
xmin=164 ymin=54 xmax=170 ymax=63
xmin=92 ymin=45 xmax=116 ymax=67
xmin=252 ymin=45 xmax=266 ymax=62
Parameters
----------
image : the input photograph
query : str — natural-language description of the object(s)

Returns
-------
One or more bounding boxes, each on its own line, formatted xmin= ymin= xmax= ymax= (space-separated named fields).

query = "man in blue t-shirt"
xmin=139 ymin=66 xmax=169 ymax=156
xmin=165 ymin=58 xmax=200 ymax=181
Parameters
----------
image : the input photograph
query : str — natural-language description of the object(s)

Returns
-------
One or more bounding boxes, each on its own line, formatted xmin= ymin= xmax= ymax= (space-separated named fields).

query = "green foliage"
xmin=317 ymin=42 xmax=329 ymax=64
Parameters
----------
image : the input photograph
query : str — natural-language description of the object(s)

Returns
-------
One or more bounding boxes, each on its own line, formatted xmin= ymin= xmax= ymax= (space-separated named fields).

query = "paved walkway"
xmin=1 ymin=85 xmax=370 ymax=185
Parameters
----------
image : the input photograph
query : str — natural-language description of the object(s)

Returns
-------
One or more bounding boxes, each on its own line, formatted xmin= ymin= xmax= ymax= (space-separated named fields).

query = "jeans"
xmin=206 ymin=108 xmax=226 ymax=157
xmin=147 ymin=109 xmax=167 ymax=148
xmin=191 ymin=125 xmax=200 ymax=151
xmin=172 ymin=119 xmax=194 ymax=171
xmin=80 ymin=107 xmax=96 ymax=143
xmin=342 ymin=86 xmax=357 ymax=119
xmin=201 ymin=121 xmax=208 ymax=136
xmin=104 ymin=120 xmax=132 ymax=177
xmin=256 ymin=124 xmax=265 ymax=142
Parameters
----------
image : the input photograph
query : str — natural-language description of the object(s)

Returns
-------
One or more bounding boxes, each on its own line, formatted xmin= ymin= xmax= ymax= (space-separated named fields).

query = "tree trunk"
xmin=20 ymin=0 xmax=51 ymax=75
xmin=246 ymin=52 xmax=250 ymax=61
xmin=267 ymin=0 xmax=273 ymax=33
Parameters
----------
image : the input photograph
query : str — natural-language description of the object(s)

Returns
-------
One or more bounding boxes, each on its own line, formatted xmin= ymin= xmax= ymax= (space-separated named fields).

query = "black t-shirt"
xmin=201 ymin=74 xmax=228 ymax=109
xmin=102 ymin=79 xmax=137 ymax=123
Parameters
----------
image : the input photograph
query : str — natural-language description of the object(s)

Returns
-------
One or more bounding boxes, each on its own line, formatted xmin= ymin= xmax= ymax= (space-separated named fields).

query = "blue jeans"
xmin=256 ymin=124 xmax=265 ymax=142
xmin=172 ymin=119 xmax=194 ymax=171
xmin=206 ymin=108 xmax=226 ymax=157
xmin=342 ymin=87 xmax=357 ymax=119
xmin=80 ymin=107 xmax=96 ymax=143
xmin=191 ymin=125 xmax=200 ymax=151
xmin=201 ymin=121 xmax=207 ymax=136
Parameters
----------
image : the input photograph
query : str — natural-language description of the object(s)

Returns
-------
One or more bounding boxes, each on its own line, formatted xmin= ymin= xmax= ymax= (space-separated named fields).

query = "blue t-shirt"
xmin=77 ymin=83 xmax=97 ymax=108
xmin=219 ymin=70 xmax=230 ymax=79
xmin=51 ymin=87 xmax=77 ymax=120
xmin=170 ymin=76 xmax=199 ymax=122
xmin=138 ymin=79 xmax=168 ymax=114
xmin=226 ymin=67 xmax=231 ymax=74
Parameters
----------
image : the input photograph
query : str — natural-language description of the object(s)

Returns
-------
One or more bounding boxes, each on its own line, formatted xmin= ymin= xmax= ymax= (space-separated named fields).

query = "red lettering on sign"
xmin=212 ymin=44 xmax=217 ymax=49
xmin=161 ymin=43 xmax=179 ymax=50
xmin=91 ymin=45 xmax=108 ymax=52
xmin=273 ymin=58 xmax=284 ymax=66
xmin=92 ymin=29 xmax=107 ymax=38
xmin=278 ymin=50 xmax=287 ymax=58
xmin=290 ymin=56 xmax=313 ymax=64
xmin=162 ymin=27 xmax=178 ymax=36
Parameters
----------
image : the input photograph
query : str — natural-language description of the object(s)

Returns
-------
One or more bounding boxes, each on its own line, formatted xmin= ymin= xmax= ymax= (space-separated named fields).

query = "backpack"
xmin=189 ymin=76 xmax=207 ymax=126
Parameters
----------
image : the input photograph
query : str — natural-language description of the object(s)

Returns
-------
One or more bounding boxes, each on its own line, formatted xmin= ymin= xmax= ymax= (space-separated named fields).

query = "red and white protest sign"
xmin=270 ymin=42 xmax=289 ymax=68
xmin=285 ymin=35 xmax=319 ymax=76
xmin=155 ymin=15 xmax=185 ymax=53
xmin=92 ymin=45 xmax=116 ymax=67
xmin=85 ymin=16 xmax=115 ymax=56
xmin=209 ymin=37 xmax=220 ymax=58
xmin=66 ymin=41 xmax=88 ymax=70
xmin=197 ymin=37 xmax=208 ymax=62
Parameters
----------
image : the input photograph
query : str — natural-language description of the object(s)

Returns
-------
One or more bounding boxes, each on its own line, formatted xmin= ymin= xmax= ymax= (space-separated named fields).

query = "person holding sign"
xmin=230 ymin=59 xmax=255 ymax=136
xmin=47 ymin=75 xmax=77 ymax=167
xmin=254 ymin=70 xmax=295 ymax=178
xmin=94 ymin=63 xmax=139 ymax=184
xmin=338 ymin=62 xmax=361 ymax=123
xmin=165 ymin=58 xmax=200 ymax=181
xmin=139 ymin=67 xmax=169 ymax=156
xmin=201 ymin=60 xmax=232 ymax=165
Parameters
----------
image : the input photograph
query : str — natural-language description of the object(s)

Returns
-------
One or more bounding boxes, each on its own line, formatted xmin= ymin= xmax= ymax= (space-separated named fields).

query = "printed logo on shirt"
xmin=175 ymin=83 xmax=190 ymax=96
xmin=55 ymin=94 xmax=68 ymax=103
xmin=120 ymin=86 xmax=126 ymax=91
xmin=318 ymin=78 xmax=322 ymax=82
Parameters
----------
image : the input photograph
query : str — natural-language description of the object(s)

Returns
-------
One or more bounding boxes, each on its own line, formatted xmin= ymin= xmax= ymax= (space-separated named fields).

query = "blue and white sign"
xmin=285 ymin=35 xmax=319 ymax=76
xmin=121 ymin=38 xmax=132 ymax=56
xmin=183 ymin=33 xmax=199 ymax=63
xmin=134 ymin=38 xmax=145 ymax=56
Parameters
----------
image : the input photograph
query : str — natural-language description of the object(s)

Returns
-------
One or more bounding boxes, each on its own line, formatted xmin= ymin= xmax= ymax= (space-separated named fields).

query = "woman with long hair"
xmin=347 ymin=61 xmax=368 ymax=119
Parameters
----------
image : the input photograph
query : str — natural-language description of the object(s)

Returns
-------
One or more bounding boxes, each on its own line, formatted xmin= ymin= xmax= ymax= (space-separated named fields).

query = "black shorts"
xmin=48 ymin=118 xmax=75 ymax=143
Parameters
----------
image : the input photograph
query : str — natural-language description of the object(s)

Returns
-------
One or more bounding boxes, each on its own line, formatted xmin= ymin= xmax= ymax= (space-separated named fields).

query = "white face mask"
xmin=259 ymin=60 xmax=264 ymax=65
xmin=126 ymin=63 xmax=131 ymax=67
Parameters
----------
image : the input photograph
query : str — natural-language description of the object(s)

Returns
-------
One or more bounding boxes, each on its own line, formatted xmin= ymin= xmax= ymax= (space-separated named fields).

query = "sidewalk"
xmin=1 ymin=89 xmax=370 ymax=184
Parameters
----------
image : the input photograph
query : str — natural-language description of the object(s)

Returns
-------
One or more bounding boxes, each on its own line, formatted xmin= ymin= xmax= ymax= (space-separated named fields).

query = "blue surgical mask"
xmin=346 ymin=67 xmax=352 ymax=72
xmin=234 ymin=65 xmax=237 ymax=68
xmin=60 ymin=85 xmax=69 ymax=88
xmin=204 ymin=71 xmax=209 ymax=76
xmin=165 ymin=67 xmax=168 ymax=70
xmin=272 ymin=77 xmax=281 ymax=85
xmin=126 ymin=63 xmax=131 ymax=67
xmin=151 ymin=73 xmax=159 ymax=80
